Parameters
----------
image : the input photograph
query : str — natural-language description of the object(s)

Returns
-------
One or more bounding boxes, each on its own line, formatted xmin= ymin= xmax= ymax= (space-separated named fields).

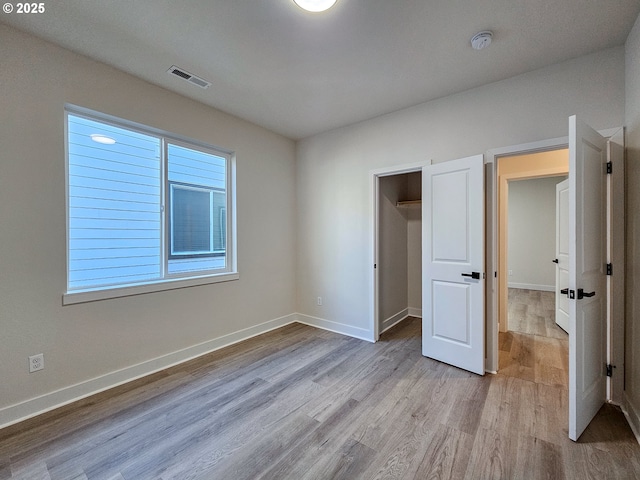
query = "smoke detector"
xmin=471 ymin=31 xmax=493 ymax=50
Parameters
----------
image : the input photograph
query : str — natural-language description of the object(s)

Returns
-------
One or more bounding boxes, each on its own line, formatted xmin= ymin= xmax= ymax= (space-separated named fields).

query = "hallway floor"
xmin=499 ymin=288 xmax=568 ymax=387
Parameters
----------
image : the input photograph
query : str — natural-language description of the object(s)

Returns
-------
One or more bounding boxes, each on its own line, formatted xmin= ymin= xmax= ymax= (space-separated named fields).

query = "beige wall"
xmin=0 ymin=25 xmax=297 ymax=426
xmin=508 ymin=176 xmax=567 ymax=290
xmin=625 ymin=12 xmax=640 ymax=438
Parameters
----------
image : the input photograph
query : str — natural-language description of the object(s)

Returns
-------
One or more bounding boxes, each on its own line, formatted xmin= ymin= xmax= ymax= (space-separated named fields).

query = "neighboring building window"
xmin=169 ymin=185 xmax=227 ymax=258
xmin=169 ymin=183 xmax=217 ymax=257
xmin=66 ymin=108 xmax=235 ymax=294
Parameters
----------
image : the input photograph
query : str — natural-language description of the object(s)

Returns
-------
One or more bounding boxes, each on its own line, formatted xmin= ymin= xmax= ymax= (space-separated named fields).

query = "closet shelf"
xmin=396 ymin=200 xmax=422 ymax=207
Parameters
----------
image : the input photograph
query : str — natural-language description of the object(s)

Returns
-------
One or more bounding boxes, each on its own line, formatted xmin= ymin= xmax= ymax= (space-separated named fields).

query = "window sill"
xmin=62 ymin=272 xmax=240 ymax=305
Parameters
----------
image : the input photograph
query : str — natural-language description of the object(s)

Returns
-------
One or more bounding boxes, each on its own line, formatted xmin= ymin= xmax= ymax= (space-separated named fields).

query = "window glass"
xmin=166 ymin=142 xmax=227 ymax=274
xmin=170 ymin=185 xmax=213 ymax=256
xmin=67 ymin=115 xmax=162 ymax=290
xmin=66 ymin=110 xmax=233 ymax=293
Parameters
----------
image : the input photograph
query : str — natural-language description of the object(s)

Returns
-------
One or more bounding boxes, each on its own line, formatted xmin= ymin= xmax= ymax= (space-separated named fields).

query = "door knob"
xmin=461 ymin=272 xmax=481 ymax=280
xmin=577 ymin=289 xmax=595 ymax=299
xmin=560 ymin=288 xmax=595 ymax=299
xmin=552 ymin=259 xmax=559 ymax=263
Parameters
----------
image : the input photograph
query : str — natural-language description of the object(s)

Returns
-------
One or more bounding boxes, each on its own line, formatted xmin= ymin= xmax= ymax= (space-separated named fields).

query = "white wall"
xmin=296 ymin=46 xmax=625 ymax=340
xmin=508 ymin=176 xmax=566 ymax=291
xmin=0 ymin=25 xmax=297 ymax=426
xmin=624 ymin=12 xmax=640 ymax=440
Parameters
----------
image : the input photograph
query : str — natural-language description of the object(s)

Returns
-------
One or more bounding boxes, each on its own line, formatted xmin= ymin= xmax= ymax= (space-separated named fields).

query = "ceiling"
xmin=3 ymin=0 xmax=639 ymax=139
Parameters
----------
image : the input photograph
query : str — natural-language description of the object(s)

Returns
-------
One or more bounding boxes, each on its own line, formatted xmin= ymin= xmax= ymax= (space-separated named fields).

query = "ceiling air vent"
xmin=167 ymin=65 xmax=211 ymax=89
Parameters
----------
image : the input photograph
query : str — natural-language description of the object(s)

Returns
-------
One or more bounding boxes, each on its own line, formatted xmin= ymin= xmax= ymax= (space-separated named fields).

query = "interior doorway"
xmin=373 ymin=166 xmax=423 ymax=340
xmin=507 ymin=176 xmax=568 ymax=335
xmin=496 ymin=149 xmax=569 ymax=333
xmin=372 ymin=155 xmax=486 ymax=375
xmin=488 ymin=122 xmax=624 ymax=441
xmin=496 ymin=149 xmax=569 ymax=386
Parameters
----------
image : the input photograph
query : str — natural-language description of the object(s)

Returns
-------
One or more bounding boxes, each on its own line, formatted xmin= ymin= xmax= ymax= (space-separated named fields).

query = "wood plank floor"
xmin=500 ymin=288 xmax=569 ymax=388
xmin=1 ymin=318 xmax=639 ymax=479
xmin=508 ymin=288 xmax=567 ymax=340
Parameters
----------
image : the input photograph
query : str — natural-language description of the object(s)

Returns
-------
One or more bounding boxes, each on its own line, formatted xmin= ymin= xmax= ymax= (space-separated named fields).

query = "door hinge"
xmin=606 ymin=161 xmax=613 ymax=174
xmin=607 ymin=263 xmax=613 ymax=276
xmin=606 ymin=364 xmax=616 ymax=377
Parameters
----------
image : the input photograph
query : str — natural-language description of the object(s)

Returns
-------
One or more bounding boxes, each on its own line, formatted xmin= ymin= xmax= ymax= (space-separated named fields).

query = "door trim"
xmin=486 ymin=138 xmax=567 ymax=372
xmin=607 ymin=128 xmax=625 ymax=405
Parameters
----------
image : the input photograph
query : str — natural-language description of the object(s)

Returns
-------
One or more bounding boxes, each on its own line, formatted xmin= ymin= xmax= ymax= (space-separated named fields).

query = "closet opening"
xmin=373 ymin=168 xmax=422 ymax=340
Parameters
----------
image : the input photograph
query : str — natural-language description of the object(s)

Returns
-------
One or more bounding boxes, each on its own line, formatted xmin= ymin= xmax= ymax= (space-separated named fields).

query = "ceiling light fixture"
xmin=293 ymin=0 xmax=337 ymax=12
xmin=471 ymin=31 xmax=493 ymax=50
xmin=90 ymin=134 xmax=116 ymax=145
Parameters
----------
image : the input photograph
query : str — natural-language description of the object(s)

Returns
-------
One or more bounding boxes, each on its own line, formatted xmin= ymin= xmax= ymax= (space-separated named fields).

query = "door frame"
xmin=370 ymin=161 xmax=427 ymax=341
xmin=607 ymin=128 xmax=625 ymax=404
xmin=486 ymin=135 xmax=569 ymax=372
xmin=485 ymin=128 xmax=624 ymax=399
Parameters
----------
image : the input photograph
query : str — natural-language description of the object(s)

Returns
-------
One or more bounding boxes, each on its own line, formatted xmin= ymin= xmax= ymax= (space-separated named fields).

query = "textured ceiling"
xmin=3 ymin=0 xmax=639 ymax=139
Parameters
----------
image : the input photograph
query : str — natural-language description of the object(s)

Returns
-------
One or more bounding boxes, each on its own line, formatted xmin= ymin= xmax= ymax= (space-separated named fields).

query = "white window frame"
xmin=63 ymin=105 xmax=238 ymax=305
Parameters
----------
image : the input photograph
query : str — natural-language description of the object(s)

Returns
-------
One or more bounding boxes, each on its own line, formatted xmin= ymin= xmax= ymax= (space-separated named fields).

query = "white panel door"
xmin=568 ymin=115 xmax=607 ymax=441
xmin=422 ymin=155 xmax=484 ymax=375
xmin=555 ymin=179 xmax=569 ymax=333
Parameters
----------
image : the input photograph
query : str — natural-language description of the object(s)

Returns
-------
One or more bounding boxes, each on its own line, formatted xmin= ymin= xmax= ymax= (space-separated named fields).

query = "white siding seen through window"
xmin=66 ymin=110 xmax=234 ymax=295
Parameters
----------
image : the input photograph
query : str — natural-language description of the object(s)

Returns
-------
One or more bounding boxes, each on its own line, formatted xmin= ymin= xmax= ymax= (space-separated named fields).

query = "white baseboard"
xmin=0 ymin=313 xmax=298 ymax=430
xmin=380 ymin=308 xmax=409 ymax=334
xmin=379 ymin=308 xmax=421 ymax=334
xmin=622 ymin=392 xmax=640 ymax=445
xmin=295 ymin=313 xmax=374 ymax=343
xmin=508 ymin=283 xmax=555 ymax=292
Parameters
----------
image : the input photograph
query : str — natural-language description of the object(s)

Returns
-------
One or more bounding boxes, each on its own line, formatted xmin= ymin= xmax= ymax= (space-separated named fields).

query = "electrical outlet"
xmin=29 ymin=353 xmax=44 ymax=373
xmin=508 ymin=270 xmax=513 ymax=276
xmin=317 ymin=296 xmax=323 ymax=306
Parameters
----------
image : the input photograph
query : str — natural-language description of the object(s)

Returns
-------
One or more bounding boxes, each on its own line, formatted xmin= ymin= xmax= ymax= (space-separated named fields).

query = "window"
xmin=65 ymin=107 xmax=236 ymax=302
xmin=169 ymin=185 xmax=227 ymax=257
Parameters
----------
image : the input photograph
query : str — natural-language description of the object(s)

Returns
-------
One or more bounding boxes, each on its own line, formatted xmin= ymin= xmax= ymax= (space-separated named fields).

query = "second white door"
xmin=422 ymin=155 xmax=485 ymax=375
xmin=555 ymin=179 xmax=570 ymax=332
